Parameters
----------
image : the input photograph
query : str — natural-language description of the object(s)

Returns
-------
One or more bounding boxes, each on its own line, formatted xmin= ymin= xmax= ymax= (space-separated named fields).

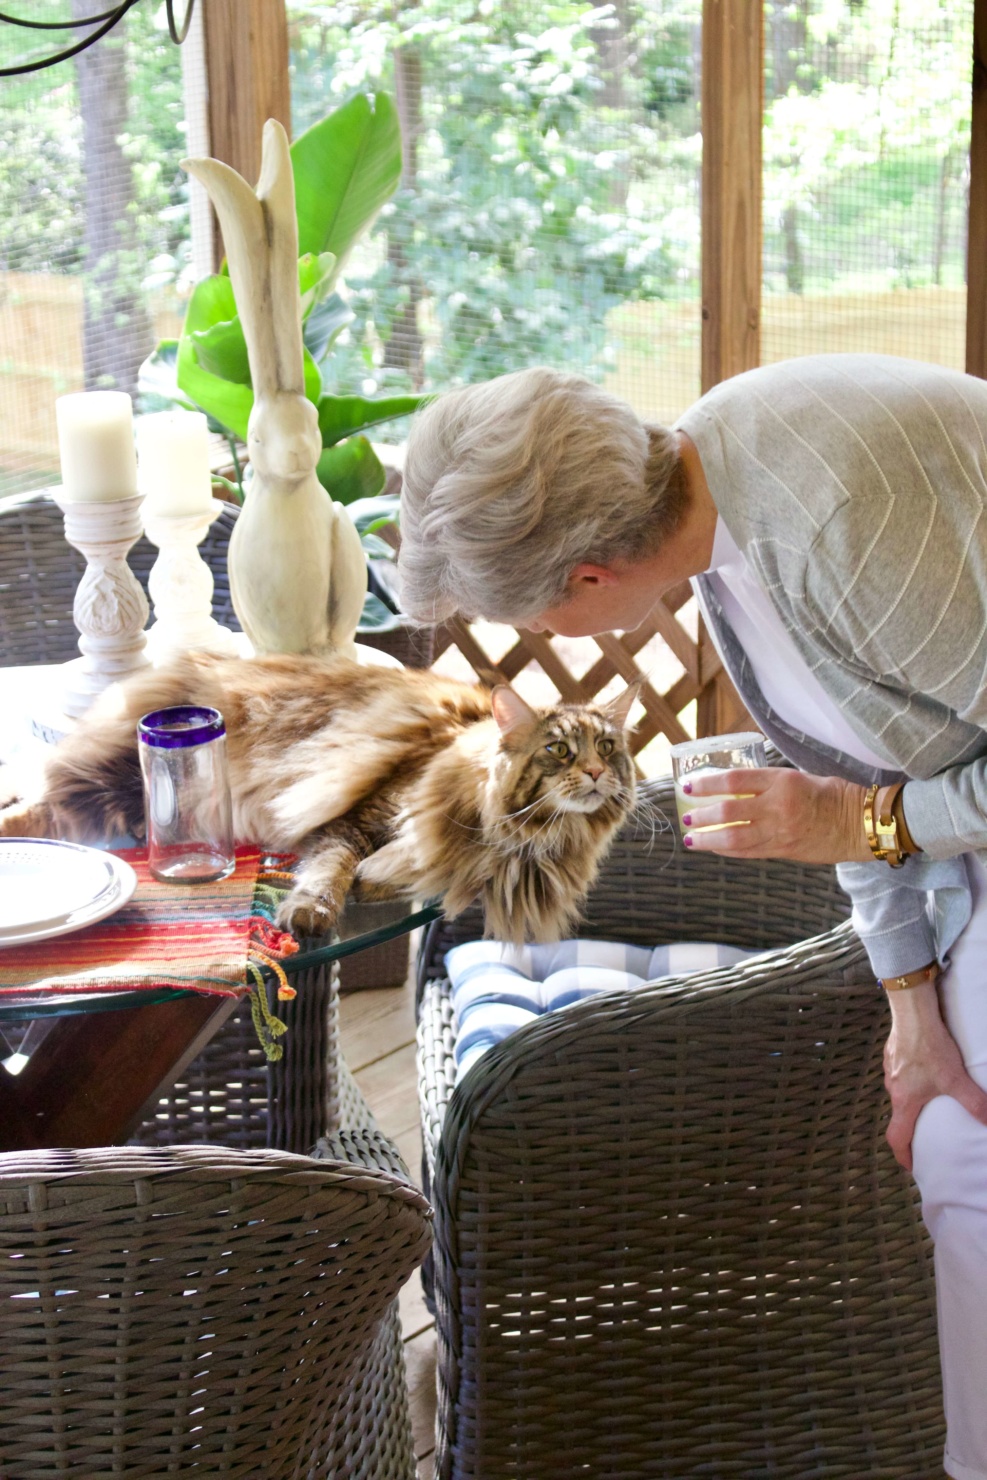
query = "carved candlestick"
xmin=142 ymin=500 xmax=242 ymax=664
xmin=54 ymin=491 xmax=151 ymax=719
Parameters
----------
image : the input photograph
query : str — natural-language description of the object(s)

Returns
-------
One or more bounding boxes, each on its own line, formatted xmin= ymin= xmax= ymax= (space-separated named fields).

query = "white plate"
xmin=0 ymin=840 xmax=138 ymax=949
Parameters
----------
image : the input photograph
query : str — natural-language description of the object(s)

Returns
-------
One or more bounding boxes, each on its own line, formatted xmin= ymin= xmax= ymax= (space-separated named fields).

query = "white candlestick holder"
xmin=142 ymin=498 xmax=241 ymax=664
xmin=55 ymin=491 xmax=151 ymax=719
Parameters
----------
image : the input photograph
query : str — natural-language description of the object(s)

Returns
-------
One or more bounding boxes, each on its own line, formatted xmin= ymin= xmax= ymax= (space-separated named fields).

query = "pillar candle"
xmin=136 ymin=410 xmax=217 ymax=518
xmin=55 ymin=391 xmax=138 ymax=502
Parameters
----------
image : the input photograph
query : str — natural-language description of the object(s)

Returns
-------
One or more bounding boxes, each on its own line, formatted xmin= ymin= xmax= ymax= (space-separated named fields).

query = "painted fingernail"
xmin=682 ymin=813 xmax=692 ymax=827
xmin=684 ymin=834 xmax=694 ymax=847
xmin=682 ymin=781 xmax=693 ymax=794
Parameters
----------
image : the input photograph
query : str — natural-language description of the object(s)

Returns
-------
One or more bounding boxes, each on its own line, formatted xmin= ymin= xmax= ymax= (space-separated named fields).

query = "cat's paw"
xmin=276 ymin=885 xmax=342 ymax=939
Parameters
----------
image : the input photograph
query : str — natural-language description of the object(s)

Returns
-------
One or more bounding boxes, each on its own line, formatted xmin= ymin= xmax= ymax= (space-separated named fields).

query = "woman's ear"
xmin=569 ymin=563 xmax=620 ymax=589
xmin=490 ymin=685 xmax=538 ymax=736
xmin=605 ymin=679 xmax=642 ymax=730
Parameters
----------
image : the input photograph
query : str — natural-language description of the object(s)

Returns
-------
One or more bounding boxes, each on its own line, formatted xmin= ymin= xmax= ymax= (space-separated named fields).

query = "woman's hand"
xmin=883 ymin=978 xmax=987 ymax=1171
xmin=680 ymin=767 xmax=872 ymax=866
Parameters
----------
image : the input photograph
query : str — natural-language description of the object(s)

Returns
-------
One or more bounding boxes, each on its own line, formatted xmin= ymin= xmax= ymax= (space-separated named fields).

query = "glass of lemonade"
xmin=669 ymin=732 xmax=767 ymax=836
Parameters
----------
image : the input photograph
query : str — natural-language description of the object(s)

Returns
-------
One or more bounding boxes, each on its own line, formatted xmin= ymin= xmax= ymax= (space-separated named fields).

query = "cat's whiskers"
xmin=620 ymin=790 xmax=675 ymax=858
xmin=519 ymin=795 xmax=573 ymax=854
xmin=447 ymin=793 xmax=546 ymax=837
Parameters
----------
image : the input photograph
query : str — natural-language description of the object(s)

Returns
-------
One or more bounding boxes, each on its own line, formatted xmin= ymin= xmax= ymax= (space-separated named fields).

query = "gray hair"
xmin=397 ymin=367 xmax=684 ymax=625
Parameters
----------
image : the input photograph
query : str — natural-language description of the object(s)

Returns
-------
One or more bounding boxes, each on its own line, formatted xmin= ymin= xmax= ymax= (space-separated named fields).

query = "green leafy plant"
xmin=140 ymin=93 xmax=426 ymax=516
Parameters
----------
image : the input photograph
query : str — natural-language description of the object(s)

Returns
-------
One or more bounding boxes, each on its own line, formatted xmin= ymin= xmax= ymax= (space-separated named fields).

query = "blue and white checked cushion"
xmin=446 ymin=938 xmax=758 ymax=1082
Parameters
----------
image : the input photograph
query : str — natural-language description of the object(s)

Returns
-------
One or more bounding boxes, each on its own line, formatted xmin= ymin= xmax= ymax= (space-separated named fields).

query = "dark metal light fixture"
xmin=0 ymin=1 xmax=195 ymax=77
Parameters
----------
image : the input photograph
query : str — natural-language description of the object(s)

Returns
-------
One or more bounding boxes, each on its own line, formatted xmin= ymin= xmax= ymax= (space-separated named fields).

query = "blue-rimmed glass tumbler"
xmin=137 ymin=705 xmax=235 ymax=883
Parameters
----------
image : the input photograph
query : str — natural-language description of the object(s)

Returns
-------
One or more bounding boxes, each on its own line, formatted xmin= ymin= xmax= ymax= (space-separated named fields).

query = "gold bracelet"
xmin=879 ymin=963 xmax=940 ymax=992
xmin=863 ymin=781 xmax=908 ymax=868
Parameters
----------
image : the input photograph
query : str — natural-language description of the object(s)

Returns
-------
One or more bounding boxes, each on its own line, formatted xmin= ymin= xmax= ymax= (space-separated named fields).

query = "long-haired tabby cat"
xmin=0 ymin=653 xmax=638 ymax=943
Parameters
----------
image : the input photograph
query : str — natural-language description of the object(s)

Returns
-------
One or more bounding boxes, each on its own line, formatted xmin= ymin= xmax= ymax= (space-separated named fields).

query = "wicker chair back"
xmin=0 ymin=1144 xmax=431 ymax=1479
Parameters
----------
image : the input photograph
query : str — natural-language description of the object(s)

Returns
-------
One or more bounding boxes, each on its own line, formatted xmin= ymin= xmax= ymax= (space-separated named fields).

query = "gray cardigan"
xmin=678 ymin=353 xmax=987 ymax=977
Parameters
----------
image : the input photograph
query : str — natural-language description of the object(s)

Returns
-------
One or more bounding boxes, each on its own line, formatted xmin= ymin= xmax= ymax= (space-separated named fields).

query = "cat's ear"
xmin=490 ymin=685 xmax=538 ymax=736
xmin=605 ymin=679 xmax=642 ymax=730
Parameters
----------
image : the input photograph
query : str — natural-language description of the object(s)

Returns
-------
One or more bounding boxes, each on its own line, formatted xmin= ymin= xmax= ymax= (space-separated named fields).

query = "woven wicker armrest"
xmin=312 ymin=1126 xmax=415 ymax=1184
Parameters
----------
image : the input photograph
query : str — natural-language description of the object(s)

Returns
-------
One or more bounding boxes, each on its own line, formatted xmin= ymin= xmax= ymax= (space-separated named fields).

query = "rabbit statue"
xmin=183 ymin=120 xmax=367 ymax=659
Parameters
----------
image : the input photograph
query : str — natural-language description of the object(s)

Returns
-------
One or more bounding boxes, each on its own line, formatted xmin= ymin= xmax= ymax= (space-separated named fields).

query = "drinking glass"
xmin=669 ymin=732 xmax=767 ymax=836
xmin=138 ymin=705 xmax=235 ymax=882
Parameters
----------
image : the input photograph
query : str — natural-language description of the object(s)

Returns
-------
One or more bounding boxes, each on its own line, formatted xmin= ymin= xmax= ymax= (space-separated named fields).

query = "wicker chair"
xmin=0 ymin=488 xmax=426 ymax=1477
xmin=0 ymin=1140 xmax=431 ymax=1479
xmin=416 ymin=773 xmax=944 ymax=1479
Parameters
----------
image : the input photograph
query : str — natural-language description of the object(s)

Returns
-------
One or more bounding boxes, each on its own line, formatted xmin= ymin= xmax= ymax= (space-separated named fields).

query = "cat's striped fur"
xmin=0 ymin=652 xmax=637 ymax=944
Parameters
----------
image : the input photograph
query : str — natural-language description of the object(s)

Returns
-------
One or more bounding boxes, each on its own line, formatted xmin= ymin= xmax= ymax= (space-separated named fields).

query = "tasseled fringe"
xmin=246 ymin=960 xmax=289 ymax=1061
xmin=245 ymin=854 xmax=303 ymax=1056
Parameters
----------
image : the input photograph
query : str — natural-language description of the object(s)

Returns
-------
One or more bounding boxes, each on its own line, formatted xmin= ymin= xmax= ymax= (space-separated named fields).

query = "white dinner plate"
xmin=0 ymin=839 xmax=138 ymax=949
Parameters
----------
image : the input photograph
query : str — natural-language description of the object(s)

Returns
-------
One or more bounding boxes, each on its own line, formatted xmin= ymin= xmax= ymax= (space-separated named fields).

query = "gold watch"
xmin=863 ymin=782 xmax=907 ymax=868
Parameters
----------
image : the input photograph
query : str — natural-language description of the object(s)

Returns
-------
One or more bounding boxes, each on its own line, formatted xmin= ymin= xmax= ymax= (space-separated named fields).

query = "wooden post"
xmin=701 ymin=0 xmax=763 ymax=393
xmin=199 ymin=0 xmax=292 ymax=266
xmin=968 ymin=0 xmax=987 ymax=378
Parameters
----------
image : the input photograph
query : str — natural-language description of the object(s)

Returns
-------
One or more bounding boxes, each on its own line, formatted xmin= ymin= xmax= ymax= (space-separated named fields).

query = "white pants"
xmin=912 ymin=854 xmax=987 ymax=1480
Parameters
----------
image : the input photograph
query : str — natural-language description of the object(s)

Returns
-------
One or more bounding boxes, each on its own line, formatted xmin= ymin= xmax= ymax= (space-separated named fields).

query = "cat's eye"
xmin=545 ymin=740 xmax=571 ymax=760
xmin=596 ymin=738 xmax=615 ymax=758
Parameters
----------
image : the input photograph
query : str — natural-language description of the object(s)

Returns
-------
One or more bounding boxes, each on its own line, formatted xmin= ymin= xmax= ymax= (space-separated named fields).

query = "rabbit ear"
xmin=182 ymin=151 xmax=281 ymax=403
xmin=255 ymin=120 xmax=305 ymax=398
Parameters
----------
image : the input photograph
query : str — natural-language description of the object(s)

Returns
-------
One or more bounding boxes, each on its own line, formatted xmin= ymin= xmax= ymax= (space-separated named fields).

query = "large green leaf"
xmin=175 ymin=274 xmax=252 ymax=438
xmin=176 ymin=270 xmax=324 ymax=441
xmin=298 ymin=251 xmax=337 ymax=312
xmin=316 ymin=437 xmax=386 ymax=504
xmin=291 ymin=93 xmax=402 ymax=267
xmin=138 ymin=340 xmax=199 ymax=413
xmin=191 ymin=317 xmax=251 ymax=385
xmin=346 ymin=494 xmax=402 ymax=533
xmin=358 ymin=591 xmax=404 ymax=633
xmin=303 ymin=292 xmax=353 ymax=365
xmin=177 ymin=335 xmax=254 ymax=442
xmin=318 ymin=392 xmax=426 ymax=448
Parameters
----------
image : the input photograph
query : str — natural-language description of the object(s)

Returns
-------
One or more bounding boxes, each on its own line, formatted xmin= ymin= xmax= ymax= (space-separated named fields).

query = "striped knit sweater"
xmin=679 ymin=353 xmax=987 ymax=977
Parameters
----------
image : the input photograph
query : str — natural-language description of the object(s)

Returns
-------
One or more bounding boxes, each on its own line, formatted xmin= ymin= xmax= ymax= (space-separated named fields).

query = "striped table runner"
xmin=0 ymin=847 xmax=300 ymax=1055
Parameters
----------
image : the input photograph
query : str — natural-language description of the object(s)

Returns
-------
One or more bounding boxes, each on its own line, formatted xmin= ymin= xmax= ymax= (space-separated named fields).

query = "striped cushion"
xmin=446 ymin=938 xmax=758 ymax=1082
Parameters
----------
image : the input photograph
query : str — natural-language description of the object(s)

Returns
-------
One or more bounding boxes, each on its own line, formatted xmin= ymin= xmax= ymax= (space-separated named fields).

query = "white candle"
xmin=136 ymin=410 xmax=216 ymax=518
xmin=55 ymin=391 xmax=138 ymax=502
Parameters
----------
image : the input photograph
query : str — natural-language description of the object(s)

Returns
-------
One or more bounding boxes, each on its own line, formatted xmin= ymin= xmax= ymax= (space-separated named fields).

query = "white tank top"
xmin=704 ymin=518 xmax=893 ymax=771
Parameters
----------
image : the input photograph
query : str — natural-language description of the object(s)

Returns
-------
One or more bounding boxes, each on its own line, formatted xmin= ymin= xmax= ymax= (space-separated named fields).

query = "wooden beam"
xmin=968 ymin=0 xmax=987 ymax=378
xmin=701 ymin=0 xmax=764 ymax=392
xmin=201 ymin=0 xmax=291 ymax=187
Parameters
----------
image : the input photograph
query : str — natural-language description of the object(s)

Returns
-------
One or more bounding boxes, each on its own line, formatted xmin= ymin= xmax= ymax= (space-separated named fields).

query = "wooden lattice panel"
xmin=432 ymin=582 xmax=753 ymax=761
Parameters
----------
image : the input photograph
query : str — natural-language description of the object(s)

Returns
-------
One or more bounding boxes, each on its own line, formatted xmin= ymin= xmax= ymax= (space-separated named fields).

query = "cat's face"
xmin=499 ymin=704 xmax=636 ymax=821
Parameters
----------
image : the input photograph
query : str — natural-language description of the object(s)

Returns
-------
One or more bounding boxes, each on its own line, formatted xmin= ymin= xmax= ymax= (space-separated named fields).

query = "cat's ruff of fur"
xmin=0 ymin=652 xmax=637 ymax=944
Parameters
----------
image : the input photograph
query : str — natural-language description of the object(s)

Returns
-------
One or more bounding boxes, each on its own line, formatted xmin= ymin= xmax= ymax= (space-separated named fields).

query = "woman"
xmin=397 ymin=353 xmax=987 ymax=1480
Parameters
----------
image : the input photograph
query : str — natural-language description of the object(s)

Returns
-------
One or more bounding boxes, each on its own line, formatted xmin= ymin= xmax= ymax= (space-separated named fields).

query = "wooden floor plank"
xmin=399 ymin=1266 xmax=433 ymax=1342
xmin=353 ymin=1042 xmax=421 ymax=1140
xmin=340 ymin=975 xmax=416 ymax=1071
xmin=405 ymin=1327 xmax=439 ymax=1462
xmin=340 ymin=980 xmax=437 ymax=1473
